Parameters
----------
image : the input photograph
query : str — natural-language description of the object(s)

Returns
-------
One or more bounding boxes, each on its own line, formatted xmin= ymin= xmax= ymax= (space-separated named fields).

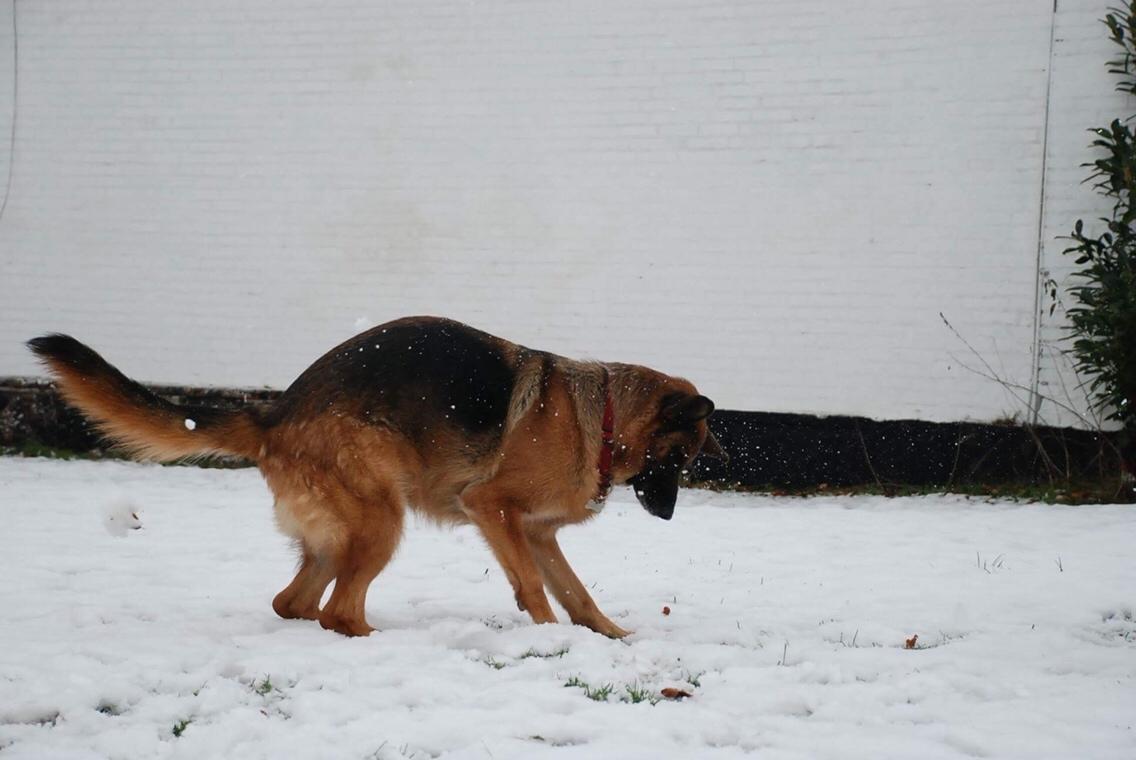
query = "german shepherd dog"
xmin=29 ymin=317 xmax=724 ymax=638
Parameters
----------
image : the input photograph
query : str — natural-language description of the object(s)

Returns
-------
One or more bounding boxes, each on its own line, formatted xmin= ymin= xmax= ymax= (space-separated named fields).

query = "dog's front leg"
xmin=460 ymin=485 xmax=558 ymax=625
xmin=528 ymin=527 xmax=631 ymax=639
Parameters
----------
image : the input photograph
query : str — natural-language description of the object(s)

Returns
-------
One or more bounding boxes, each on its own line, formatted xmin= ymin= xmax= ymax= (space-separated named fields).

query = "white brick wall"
xmin=0 ymin=0 xmax=1121 ymax=425
xmin=0 ymin=0 xmax=12 ymax=226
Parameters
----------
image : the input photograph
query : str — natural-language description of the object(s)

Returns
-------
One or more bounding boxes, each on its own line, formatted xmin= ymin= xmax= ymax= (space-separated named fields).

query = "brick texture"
xmin=0 ymin=0 xmax=1119 ymax=425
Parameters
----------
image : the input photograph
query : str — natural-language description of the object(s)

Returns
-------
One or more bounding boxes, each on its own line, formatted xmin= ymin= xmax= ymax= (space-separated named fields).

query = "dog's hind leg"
xmin=460 ymin=484 xmax=558 ymax=625
xmin=272 ymin=543 xmax=337 ymax=621
xmin=527 ymin=526 xmax=630 ymax=639
xmin=317 ymin=491 xmax=405 ymax=637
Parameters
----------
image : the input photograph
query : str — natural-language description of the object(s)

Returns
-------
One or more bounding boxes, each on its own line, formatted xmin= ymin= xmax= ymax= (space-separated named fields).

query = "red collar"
xmin=594 ymin=368 xmax=615 ymax=503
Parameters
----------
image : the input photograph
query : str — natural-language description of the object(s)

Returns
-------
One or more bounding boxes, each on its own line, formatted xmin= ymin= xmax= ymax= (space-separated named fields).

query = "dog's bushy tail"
xmin=27 ymin=334 xmax=264 ymax=462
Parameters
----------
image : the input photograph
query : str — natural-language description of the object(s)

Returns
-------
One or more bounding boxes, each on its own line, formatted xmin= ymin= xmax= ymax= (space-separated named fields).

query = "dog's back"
xmin=268 ymin=316 xmax=520 ymax=456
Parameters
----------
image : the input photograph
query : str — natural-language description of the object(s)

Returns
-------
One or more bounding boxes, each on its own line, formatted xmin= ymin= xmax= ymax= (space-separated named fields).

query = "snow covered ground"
xmin=0 ymin=457 xmax=1133 ymax=760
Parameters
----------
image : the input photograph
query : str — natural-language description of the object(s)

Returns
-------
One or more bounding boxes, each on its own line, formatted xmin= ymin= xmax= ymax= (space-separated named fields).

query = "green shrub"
xmin=1062 ymin=2 xmax=1136 ymax=499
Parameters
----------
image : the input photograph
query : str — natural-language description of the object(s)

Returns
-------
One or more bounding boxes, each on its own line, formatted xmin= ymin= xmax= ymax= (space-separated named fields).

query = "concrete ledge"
xmin=691 ymin=410 xmax=1116 ymax=489
xmin=0 ymin=377 xmax=1119 ymax=488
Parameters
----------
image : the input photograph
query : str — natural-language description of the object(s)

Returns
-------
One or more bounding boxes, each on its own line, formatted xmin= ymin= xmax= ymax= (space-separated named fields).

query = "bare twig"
xmin=854 ymin=422 xmax=887 ymax=490
xmin=938 ymin=313 xmax=1127 ymax=486
xmin=1044 ymin=344 xmax=1127 ymax=491
xmin=946 ymin=427 xmax=968 ymax=487
xmin=940 ymin=313 xmax=1102 ymax=429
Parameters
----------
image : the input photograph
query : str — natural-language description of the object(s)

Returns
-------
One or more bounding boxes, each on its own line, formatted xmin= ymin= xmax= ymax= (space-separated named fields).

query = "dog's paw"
xmin=583 ymin=617 xmax=631 ymax=639
xmin=318 ymin=611 xmax=375 ymax=637
xmin=602 ymin=624 xmax=632 ymax=640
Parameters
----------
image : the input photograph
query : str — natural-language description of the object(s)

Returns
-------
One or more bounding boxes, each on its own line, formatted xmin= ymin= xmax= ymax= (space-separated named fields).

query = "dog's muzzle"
xmin=627 ymin=452 xmax=684 ymax=520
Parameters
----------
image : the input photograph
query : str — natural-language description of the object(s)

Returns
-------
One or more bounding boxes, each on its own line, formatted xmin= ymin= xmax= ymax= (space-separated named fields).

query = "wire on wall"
xmin=0 ymin=0 xmax=18 ymax=228
xmin=1027 ymin=0 xmax=1059 ymax=426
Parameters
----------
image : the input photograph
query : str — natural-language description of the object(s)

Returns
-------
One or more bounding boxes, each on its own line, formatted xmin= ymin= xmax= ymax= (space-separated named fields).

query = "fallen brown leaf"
xmin=660 ymin=687 xmax=692 ymax=700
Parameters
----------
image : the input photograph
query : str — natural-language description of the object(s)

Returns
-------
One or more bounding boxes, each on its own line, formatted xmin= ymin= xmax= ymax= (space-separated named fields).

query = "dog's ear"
xmin=699 ymin=430 xmax=728 ymax=461
xmin=662 ymin=394 xmax=715 ymax=424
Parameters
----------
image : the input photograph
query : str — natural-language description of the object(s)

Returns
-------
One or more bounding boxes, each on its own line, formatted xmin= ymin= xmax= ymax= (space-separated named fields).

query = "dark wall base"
xmin=692 ymin=410 xmax=1118 ymax=489
xmin=0 ymin=378 xmax=1121 ymax=488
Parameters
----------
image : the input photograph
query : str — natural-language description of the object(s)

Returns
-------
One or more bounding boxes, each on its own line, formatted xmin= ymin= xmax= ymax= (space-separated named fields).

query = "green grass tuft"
xmin=565 ymin=676 xmax=657 ymax=704
xmin=623 ymin=683 xmax=658 ymax=705
xmin=520 ymin=646 xmax=569 ymax=660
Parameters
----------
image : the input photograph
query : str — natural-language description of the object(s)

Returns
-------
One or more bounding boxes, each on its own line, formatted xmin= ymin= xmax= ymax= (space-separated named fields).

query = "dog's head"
xmin=618 ymin=380 xmax=726 ymax=520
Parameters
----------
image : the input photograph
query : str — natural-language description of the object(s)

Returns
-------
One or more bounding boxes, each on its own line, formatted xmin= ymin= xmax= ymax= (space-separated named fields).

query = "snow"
xmin=99 ymin=498 xmax=143 ymax=538
xmin=0 ymin=457 xmax=1133 ymax=760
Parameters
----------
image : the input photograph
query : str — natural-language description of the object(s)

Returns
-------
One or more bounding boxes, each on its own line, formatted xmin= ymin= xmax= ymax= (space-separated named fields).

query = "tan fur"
xmin=41 ymin=358 xmax=261 ymax=461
